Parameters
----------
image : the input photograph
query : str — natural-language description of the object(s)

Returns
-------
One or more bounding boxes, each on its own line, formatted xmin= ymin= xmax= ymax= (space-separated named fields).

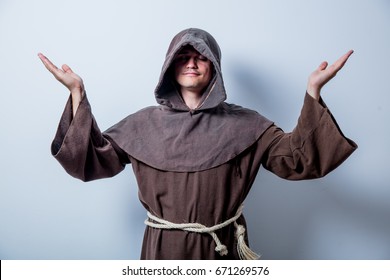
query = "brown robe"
xmin=50 ymin=28 xmax=357 ymax=259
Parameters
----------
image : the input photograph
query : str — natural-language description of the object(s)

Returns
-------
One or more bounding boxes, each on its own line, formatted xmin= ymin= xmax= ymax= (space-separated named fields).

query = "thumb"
xmin=62 ymin=64 xmax=73 ymax=74
xmin=317 ymin=61 xmax=328 ymax=71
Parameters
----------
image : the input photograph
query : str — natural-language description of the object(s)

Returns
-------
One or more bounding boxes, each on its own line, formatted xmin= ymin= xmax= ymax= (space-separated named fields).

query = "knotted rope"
xmin=144 ymin=204 xmax=260 ymax=260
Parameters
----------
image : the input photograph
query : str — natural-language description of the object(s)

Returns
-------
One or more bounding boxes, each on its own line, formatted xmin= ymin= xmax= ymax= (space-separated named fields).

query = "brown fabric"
xmin=104 ymin=102 xmax=272 ymax=172
xmin=51 ymin=92 xmax=357 ymax=259
xmin=51 ymin=95 xmax=127 ymax=181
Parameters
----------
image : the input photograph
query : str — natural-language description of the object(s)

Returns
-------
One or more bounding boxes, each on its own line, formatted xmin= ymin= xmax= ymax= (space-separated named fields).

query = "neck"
xmin=180 ymin=88 xmax=203 ymax=110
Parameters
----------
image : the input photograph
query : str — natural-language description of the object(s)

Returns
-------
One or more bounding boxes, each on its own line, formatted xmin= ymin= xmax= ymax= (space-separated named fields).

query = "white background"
xmin=0 ymin=0 xmax=389 ymax=259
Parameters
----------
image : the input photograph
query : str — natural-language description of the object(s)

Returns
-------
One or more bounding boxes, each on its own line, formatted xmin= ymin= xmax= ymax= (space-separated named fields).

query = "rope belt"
xmin=144 ymin=204 xmax=260 ymax=260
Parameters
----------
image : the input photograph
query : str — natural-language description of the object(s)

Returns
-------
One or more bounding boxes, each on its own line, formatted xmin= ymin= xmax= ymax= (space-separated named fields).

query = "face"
xmin=173 ymin=46 xmax=213 ymax=95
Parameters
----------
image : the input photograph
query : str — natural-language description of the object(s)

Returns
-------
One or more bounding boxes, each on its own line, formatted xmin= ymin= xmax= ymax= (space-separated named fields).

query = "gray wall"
xmin=1 ymin=0 xmax=389 ymax=259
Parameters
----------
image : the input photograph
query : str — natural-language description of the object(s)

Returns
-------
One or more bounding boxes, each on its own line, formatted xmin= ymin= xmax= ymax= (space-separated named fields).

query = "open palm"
xmin=38 ymin=53 xmax=85 ymax=116
xmin=38 ymin=53 xmax=84 ymax=93
xmin=307 ymin=50 xmax=354 ymax=100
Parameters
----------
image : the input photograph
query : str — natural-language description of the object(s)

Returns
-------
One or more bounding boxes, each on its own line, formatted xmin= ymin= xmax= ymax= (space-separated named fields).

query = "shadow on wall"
xmin=225 ymin=60 xmax=390 ymax=260
xmin=225 ymin=58 xmax=301 ymax=129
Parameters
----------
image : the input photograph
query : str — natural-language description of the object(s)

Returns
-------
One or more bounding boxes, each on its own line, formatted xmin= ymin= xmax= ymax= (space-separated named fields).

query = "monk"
xmin=38 ymin=28 xmax=357 ymax=259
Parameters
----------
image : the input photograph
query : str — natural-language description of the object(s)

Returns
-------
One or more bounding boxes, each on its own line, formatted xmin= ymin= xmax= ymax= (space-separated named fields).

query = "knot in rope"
xmin=235 ymin=224 xmax=246 ymax=238
xmin=215 ymin=244 xmax=228 ymax=256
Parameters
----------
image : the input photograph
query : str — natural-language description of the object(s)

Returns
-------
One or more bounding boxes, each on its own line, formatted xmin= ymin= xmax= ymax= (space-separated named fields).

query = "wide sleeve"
xmin=259 ymin=93 xmax=357 ymax=180
xmin=51 ymin=94 xmax=129 ymax=182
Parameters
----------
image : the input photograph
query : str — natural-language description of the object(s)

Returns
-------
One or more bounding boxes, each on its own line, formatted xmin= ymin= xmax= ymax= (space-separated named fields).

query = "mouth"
xmin=183 ymin=71 xmax=200 ymax=76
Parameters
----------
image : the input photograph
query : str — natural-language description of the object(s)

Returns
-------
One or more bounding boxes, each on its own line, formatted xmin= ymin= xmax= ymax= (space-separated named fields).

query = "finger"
xmin=38 ymin=53 xmax=54 ymax=69
xmin=37 ymin=52 xmax=46 ymax=61
xmin=62 ymin=64 xmax=74 ymax=74
xmin=317 ymin=61 xmax=328 ymax=71
xmin=38 ymin=53 xmax=61 ymax=74
xmin=332 ymin=49 xmax=354 ymax=71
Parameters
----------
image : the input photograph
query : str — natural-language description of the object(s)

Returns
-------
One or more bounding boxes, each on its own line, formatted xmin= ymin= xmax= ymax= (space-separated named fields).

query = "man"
xmin=38 ymin=28 xmax=357 ymax=259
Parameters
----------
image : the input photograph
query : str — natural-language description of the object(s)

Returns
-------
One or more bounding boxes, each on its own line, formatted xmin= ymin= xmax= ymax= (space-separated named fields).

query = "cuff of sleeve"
xmin=295 ymin=92 xmax=357 ymax=150
xmin=51 ymin=93 xmax=91 ymax=156
xmin=293 ymin=92 xmax=357 ymax=149
xmin=296 ymin=92 xmax=328 ymax=136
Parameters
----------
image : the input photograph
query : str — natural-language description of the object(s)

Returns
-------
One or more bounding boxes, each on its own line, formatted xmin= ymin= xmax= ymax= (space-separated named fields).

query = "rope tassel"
xmin=234 ymin=222 xmax=260 ymax=260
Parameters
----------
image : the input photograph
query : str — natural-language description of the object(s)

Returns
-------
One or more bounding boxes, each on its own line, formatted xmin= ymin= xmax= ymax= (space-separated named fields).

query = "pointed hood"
xmin=155 ymin=28 xmax=226 ymax=111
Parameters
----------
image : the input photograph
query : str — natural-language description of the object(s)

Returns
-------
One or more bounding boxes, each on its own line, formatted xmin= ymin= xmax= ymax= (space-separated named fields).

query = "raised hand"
xmin=38 ymin=53 xmax=84 ymax=116
xmin=307 ymin=50 xmax=354 ymax=100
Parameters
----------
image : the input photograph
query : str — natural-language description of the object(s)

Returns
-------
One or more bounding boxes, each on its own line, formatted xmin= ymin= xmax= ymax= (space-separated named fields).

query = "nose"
xmin=186 ymin=57 xmax=197 ymax=68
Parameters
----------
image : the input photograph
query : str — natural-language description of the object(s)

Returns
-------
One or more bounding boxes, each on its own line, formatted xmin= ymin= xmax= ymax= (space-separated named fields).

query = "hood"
xmin=104 ymin=28 xmax=273 ymax=172
xmin=154 ymin=28 xmax=227 ymax=111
